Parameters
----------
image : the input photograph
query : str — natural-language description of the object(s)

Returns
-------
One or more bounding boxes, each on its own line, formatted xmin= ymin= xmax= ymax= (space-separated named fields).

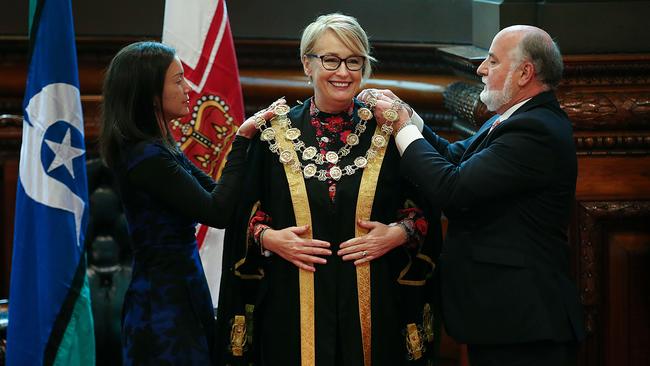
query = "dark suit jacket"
xmin=402 ymin=91 xmax=585 ymax=345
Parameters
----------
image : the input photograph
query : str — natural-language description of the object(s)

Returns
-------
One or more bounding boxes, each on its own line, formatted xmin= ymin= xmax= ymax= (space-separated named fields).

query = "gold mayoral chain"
xmin=255 ymin=100 xmax=396 ymax=181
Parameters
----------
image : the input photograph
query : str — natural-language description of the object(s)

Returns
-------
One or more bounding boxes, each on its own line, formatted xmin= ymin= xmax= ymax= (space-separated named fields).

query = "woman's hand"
xmin=262 ymin=225 xmax=331 ymax=272
xmin=236 ymin=97 xmax=287 ymax=138
xmin=338 ymin=220 xmax=408 ymax=265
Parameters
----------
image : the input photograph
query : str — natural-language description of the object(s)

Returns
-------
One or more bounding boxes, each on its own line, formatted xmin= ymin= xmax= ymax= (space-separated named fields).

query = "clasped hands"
xmin=261 ymin=220 xmax=408 ymax=272
xmin=357 ymin=88 xmax=412 ymax=135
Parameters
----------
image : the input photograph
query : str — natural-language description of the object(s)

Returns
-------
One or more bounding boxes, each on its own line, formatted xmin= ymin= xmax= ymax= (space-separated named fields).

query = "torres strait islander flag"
xmin=162 ymin=0 xmax=245 ymax=307
xmin=7 ymin=0 xmax=94 ymax=365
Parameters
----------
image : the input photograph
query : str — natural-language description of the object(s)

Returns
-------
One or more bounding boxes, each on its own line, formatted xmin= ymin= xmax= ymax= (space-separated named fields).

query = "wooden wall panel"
xmin=576 ymin=202 xmax=650 ymax=366
xmin=577 ymin=156 xmax=650 ymax=201
xmin=606 ymin=229 xmax=650 ymax=366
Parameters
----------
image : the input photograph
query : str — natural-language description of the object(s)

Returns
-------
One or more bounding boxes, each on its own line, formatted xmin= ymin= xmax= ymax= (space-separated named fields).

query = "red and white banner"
xmin=163 ymin=0 xmax=245 ymax=307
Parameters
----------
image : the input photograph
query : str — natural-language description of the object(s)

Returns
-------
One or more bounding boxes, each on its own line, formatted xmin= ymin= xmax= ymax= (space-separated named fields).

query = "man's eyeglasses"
xmin=305 ymin=54 xmax=365 ymax=72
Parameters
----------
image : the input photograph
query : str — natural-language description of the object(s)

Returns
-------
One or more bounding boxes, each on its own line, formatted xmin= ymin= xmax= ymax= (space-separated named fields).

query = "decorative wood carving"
xmin=443 ymin=82 xmax=650 ymax=127
xmin=443 ymin=81 xmax=650 ymax=154
xmin=575 ymin=200 xmax=650 ymax=366
xmin=559 ymin=91 xmax=650 ymax=128
xmin=442 ymin=81 xmax=493 ymax=128
xmin=562 ymin=55 xmax=650 ymax=86
xmin=574 ymin=134 xmax=650 ymax=155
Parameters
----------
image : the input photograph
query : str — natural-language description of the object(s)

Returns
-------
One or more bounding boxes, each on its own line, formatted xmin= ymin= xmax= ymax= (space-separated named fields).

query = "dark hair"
xmin=100 ymin=41 xmax=176 ymax=168
xmin=518 ymin=32 xmax=564 ymax=89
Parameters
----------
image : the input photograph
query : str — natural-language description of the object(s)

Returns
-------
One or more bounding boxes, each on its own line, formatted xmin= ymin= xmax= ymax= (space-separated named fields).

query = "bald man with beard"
xmin=361 ymin=25 xmax=586 ymax=366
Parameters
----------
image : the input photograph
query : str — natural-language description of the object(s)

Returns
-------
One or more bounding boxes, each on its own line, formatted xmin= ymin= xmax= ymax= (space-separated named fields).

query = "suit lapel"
xmin=460 ymin=115 xmax=499 ymax=161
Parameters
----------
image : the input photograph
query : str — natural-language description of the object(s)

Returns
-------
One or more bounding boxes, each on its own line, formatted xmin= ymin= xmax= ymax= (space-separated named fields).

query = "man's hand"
xmin=357 ymin=89 xmax=411 ymax=134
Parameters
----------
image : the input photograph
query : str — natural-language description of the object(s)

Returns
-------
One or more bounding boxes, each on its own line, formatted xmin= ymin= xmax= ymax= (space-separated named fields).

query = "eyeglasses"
xmin=305 ymin=54 xmax=365 ymax=71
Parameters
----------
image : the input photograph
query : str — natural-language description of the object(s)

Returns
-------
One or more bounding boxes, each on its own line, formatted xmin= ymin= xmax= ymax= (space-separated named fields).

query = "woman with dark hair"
xmin=100 ymin=41 xmax=274 ymax=365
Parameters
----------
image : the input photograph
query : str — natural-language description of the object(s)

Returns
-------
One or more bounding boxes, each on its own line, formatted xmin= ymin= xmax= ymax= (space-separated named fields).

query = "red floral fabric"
xmin=395 ymin=207 xmax=428 ymax=249
xmin=309 ymin=98 xmax=355 ymax=203
xmin=249 ymin=210 xmax=271 ymax=246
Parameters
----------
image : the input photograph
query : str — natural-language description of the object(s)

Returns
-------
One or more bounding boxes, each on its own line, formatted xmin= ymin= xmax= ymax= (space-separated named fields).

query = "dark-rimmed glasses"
xmin=305 ymin=54 xmax=365 ymax=71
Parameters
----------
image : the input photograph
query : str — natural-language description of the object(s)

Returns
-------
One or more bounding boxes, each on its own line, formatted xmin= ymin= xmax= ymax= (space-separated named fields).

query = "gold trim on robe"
xmin=355 ymin=123 xmax=390 ymax=366
xmin=271 ymin=116 xmax=316 ymax=366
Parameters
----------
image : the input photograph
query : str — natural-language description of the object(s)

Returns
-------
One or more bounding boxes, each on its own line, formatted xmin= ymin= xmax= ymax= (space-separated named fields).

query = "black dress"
xmin=115 ymin=136 xmax=249 ymax=365
xmin=217 ymin=99 xmax=442 ymax=366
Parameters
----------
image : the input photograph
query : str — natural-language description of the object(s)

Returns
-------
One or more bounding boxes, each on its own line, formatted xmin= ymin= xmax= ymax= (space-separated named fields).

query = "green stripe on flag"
xmin=28 ymin=0 xmax=37 ymax=36
xmin=53 ymin=276 xmax=95 ymax=366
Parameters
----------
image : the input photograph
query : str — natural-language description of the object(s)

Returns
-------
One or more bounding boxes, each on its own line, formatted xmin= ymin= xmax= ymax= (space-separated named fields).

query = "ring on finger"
xmin=361 ymin=250 xmax=368 ymax=257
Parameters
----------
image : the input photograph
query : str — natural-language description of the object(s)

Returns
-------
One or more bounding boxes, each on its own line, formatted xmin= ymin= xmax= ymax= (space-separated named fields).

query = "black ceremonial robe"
xmin=216 ymin=98 xmax=442 ymax=366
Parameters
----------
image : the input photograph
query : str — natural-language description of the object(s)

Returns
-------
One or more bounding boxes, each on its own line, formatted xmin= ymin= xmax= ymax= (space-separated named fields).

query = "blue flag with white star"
xmin=7 ymin=0 xmax=95 ymax=364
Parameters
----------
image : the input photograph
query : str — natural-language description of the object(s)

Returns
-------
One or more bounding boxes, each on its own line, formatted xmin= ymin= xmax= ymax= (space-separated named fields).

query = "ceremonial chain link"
xmin=254 ymin=102 xmax=394 ymax=181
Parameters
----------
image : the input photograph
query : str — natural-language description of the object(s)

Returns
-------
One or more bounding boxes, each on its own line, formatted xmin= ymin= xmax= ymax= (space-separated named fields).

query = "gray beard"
xmin=479 ymin=70 xmax=515 ymax=112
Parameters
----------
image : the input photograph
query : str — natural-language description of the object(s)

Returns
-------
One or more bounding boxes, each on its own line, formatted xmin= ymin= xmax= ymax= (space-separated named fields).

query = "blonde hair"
xmin=300 ymin=13 xmax=375 ymax=81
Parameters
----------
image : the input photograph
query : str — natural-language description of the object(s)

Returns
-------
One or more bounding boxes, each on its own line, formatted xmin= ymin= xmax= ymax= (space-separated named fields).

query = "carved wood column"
xmin=575 ymin=201 xmax=650 ymax=366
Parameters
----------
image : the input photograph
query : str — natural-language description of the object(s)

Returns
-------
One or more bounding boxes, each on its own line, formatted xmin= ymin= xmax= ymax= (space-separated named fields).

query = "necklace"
xmin=255 ymin=101 xmax=393 ymax=181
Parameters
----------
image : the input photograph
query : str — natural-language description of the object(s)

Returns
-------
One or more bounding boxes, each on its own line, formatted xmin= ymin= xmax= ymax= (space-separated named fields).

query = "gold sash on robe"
xmin=271 ymin=117 xmax=316 ymax=366
xmin=354 ymin=124 xmax=389 ymax=366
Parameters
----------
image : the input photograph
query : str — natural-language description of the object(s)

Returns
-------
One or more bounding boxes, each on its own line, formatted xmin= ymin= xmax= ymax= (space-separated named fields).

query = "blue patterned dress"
xmin=115 ymin=137 xmax=249 ymax=365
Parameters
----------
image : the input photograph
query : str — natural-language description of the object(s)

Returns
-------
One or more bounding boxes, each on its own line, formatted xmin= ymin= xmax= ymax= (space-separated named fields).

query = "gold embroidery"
xmin=396 ymin=253 xmax=436 ymax=286
xmin=245 ymin=304 xmax=255 ymax=346
xmin=234 ymin=201 xmax=265 ymax=280
xmin=230 ymin=315 xmax=247 ymax=357
xmin=423 ymin=303 xmax=434 ymax=343
xmin=271 ymin=116 xmax=316 ymax=366
xmin=405 ymin=323 xmax=424 ymax=361
xmin=395 ymin=199 xmax=436 ymax=286
xmin=355 ymin=123 xmax=390 ymax=366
